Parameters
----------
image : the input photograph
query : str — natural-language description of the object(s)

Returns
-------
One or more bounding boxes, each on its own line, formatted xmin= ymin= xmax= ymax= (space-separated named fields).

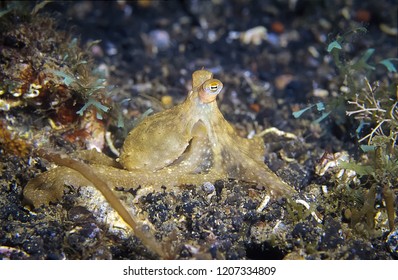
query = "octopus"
xmin=24 ymin=69 xmax=296 ymax=257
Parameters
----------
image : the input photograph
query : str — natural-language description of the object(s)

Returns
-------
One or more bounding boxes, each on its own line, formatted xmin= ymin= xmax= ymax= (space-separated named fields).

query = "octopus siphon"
xmin=24 ymin=69 xmax=296 ymax=257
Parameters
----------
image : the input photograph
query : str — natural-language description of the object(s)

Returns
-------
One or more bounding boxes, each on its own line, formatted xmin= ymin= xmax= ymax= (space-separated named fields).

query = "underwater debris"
xmin=301 ymin=28 xmax=398 ymax=237
xmin=0 ymin=3 xmax=112 ymax=151
xmin=0 ymin=120 xmax=31 ymax=157
xmin=228 ymin=26 xmax=268 ymax=46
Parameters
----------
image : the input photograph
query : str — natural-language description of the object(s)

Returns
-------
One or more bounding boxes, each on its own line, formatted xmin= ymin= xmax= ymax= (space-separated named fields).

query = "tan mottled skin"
xmin=24 ymin=70 xmax=295 ymax=208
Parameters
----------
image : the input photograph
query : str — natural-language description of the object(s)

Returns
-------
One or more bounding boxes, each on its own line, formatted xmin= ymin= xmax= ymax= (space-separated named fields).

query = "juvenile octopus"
xmin=24 ymin=69 xmax=295 ymax=256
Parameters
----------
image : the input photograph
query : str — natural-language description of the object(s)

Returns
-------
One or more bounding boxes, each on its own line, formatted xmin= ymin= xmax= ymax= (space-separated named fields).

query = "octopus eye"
xmin=199 ymin=79 xmax=223 ymax=103
xmin=208 ymin=82 xmax=219 ymax=91
xmin=205 ymin=80 xmax=222 ymax=93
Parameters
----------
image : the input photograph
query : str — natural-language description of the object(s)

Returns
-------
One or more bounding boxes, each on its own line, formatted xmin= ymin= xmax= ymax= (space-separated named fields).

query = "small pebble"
xmin=105 ymin=41 xmax=117 ymax=56
xmin=379 ymin=23 xmax=398 ymax=36
xmin=149 ymin=30 xmax=170 ymax=50
xmin=161 ymin=95 xmax=173 ymax=108
xmin=271 ymin=21 xmax=284 ymax=33
xmin=202 ymin=182 xmax=215 ymax=194
xmin=274 ymin=74 xmax=294 ymax=90
xmin=355 ymin=9 xmax=371 ymax=22
xmin=387 ymin=229 xmax=398 ymax=258
xmin=240 ymin=26 xmax=267 ymax=45
xmin=313 ymin=88 xmax=329 ymax=98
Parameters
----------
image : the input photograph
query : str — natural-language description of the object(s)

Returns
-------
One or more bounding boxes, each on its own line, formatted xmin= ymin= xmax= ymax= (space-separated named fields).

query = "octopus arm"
xmin=24 ymin=150 xmax=168 ymax=258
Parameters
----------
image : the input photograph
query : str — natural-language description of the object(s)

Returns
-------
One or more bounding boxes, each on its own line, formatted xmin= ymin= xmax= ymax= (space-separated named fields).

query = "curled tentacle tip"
xmin=199 ymin=79 xmax=223 ymax=103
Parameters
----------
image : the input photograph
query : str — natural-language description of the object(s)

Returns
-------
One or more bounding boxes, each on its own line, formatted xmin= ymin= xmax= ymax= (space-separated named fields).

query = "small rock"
xmin=387 ymin=229 xmax=398 ymax=258
xmin=201 ymin=181 xmax=215 ymax=194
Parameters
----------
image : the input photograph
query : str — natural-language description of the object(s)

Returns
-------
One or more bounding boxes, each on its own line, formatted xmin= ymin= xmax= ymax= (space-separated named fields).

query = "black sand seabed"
xmin=0 ymin=1 xmax=397 ymax=259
